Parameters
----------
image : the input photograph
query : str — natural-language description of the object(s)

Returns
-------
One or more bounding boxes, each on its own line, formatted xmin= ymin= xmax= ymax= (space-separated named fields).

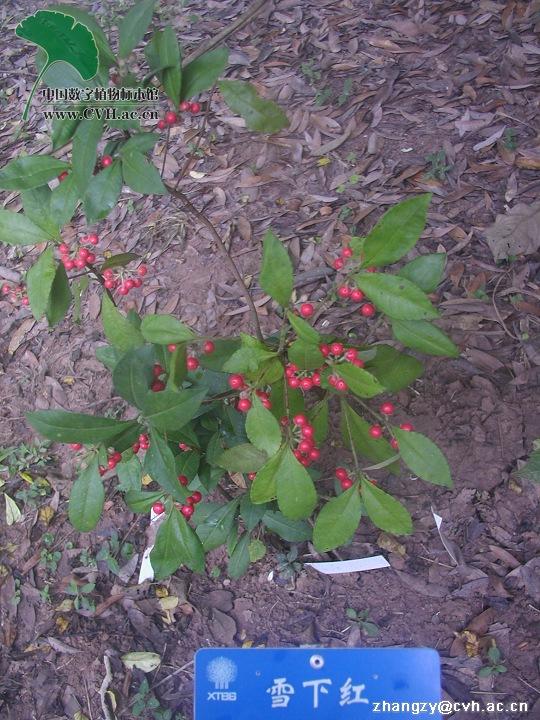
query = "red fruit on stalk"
xmin=341 ymin=246 xmax=353 ymax=258
xmin=187 ymin=356 xmax=199 ymax=371
xmin=181 ymin=505 xmax=194 ymax=518
xmin=369 ymin=425 xmax=383 ymax=439
xmin=190 ymin=102 xmax=201 ymax=113
xmin=390 ymin=438 xmax=399 ymax=450
xmin=335 ymin=379 xmax=348 ymax=392
xmin=366 ymin=266 xmax=376 ymax=272
xmin=360 ymin=303 xmax=376 ymax=317
xmin=179 ymin=100 xmax=191 ymax=112
xmin=288 ymin=376 xmax=300 ymax=388
xmin=64 ymin=259 xmax=75 ymax=271
xmin=309 ymin=448 xmax=320 ymax=461
xmin=132 ymin=442 xmax=140 ymax=453
xmin=74 ymin=258 xmax=86 ymax=269
xmin=58 ymin=171 xmax=69 ymax=182
xmin=165 ymin=111 xmax=177 ymax=125
xmin=112 ymin=451 xmax=122 ymax=463
xmin=319 ymin=344 xmax=330 ymax=357
xmin=312 ymin=372 xmax=321 ymax=386
xmin=353 ymin=358 xmax=365 ymax=368
xmin=280 ymin=416 xmax=289 ymax=427
xmin=178 ymin=475 xmax=188 ymax=486
xmin=300 ymin=377 xmax=313 ymax=391
xmin=191 ymin=491 xmax=202 ymax=503
xmin=69 ymin=443 xmax=82 ymax=450
xmin=285 ymin=363 xmax=298 ymax=377
xmin=21 ymin=297 xmax=29 ymax=306
xmin=133 ymin=278 xmax=142 ymax=288
xmin=101 ymin=155 xmax=113 ymax=168
xmin=236 ymin=398 xmax=252 ymax=413
xmin=338 ymin=285 xmax=351 ymax=299
xmin=152 ymin=502 xmax=165 ymax=515
xmin=299 ymin=302 xmax=314 ymax=318
xmin=335 ymin=468 xmax=349 ymax=481
xmin=167 ymin=344 xmax=177 ymax=352
xmin=400 ymin=422 xmax=414 ymax=432
xmin=87 ymin=233 xmax=99 ymax=245
xmin=151 ymin=379 xmax=166 ymax=392
xmin=380 ymin=402 xmax=395 ymax=416
xmin=2 ymin=283 xmax=10 ymax=295
xmin=333 ymin=257 xmax=344 ymax=270
xmin=247 ymin=472 xmax=257 ymax=481
xmin=301 ymin=425 xmax=314 ymax=439
xmin=330 ymin=342 xmax=343 ymax=356
xmin=99 ymin=465 xmax=106 ymax=476
xmin=203 ymin=340 xmax=215 ymax=354
xmin=78 ymin=247 xmax=89 ymax=260
xmin=341 ymin=478 xmax=353 ymax=490
xmin=293 ymin=414 xmax=307 ymax=426
xmin=157 ymin=119 xmax=167 ymax=130
xmin=59 ymin=243 xmax=69 ymax=254
xmin=298 ymin=439 xmax=313 ymax=454
xmin=350 ymin=288 xmax=364 ymax=302
xmin=137 ymin=265 xmax=148 ymax=277
xmin=107 ymin=458 xmax=117 ymax=470
xmin=116 ymin=283 xmax=129 ymax=294
xmin=228 ymin=374 xmax=245 ymax=390
xmin=104 ymin=279 xmax=116 ymax=289
xmin=153 ymin=364 xmax=164 ymax=377
xmin=85 ymin=252 xmax=96 ymax=264
xmin=344 ymin=348 xmax=358 ymax=361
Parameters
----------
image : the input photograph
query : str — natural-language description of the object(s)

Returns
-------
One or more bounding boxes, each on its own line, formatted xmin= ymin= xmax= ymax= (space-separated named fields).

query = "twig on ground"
xmin=98 ymin=654 xmax=115 ymax=720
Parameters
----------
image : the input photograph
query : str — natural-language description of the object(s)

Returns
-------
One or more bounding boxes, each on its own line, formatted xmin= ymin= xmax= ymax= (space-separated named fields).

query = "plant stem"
xmin=86 ymin=262 xmax=116 ymax=306
xmin=174 ymin=88 xmax=215 ymax=190
xmin=165 ymin=184 xmax=264 ymax=342
xmin=160 ymin=125 xmax=171 ymax=178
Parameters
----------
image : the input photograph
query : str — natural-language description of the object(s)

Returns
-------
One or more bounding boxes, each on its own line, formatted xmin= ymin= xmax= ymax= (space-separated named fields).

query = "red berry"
xmin=341 ymin=246 xmax=353 ymax=258
xmin=187 ymin=356 xmax=199 ymax=371
xmin=400 ymin=422 xmax=414 ymax=432
xmin=369 ymin=424 xmax=383 ymax=439
xmin=353 ymin=358 xmax=365 ymax=368
xmin=330 ymin=342 xmax=344 ymax=356
xmin=181 ymin=504 xmax=194 ymax=518
xmin=104 ymin=279 xmax=116 ymax=289
xmin=390 ymin=438 xmax=399 ymax=450
xmin=203 ymin=340 xmax=215 ymax=354
xmin=360 ymin=303 xmax=376 ymax=317
xmin=380 ymin=402 xmax=395 ymax=416
xmin=335 ymin=379 xmax=348 ymax=392
xmin=137 ymin=265 xmax=148 ymax=277
xmin=191 ymin=491 xmax=202 ymax=503
xmin=101 ymin=155 xmax=113 ymax=168
xmin=341 ymin=478 xmax=353 ymax=490
xmin=165 ymin=111 xmax=177 ymax=125
xmin=335 ymin=467 xmax=349 ymax=481
xmin=301 ymin=425 xmax=314 ymax=439
xmin=132 ymin=442 xmax=140 ymax=453
xmin=112 ymin=451 xmax=122 ymax=463
xmin=167 ymin=344 xmax=177 ymax=352
xmin=299 ymin=455 xmax=311 ymax=466
xmin=132 ymin=278 xmax=142 ymax=288
xmin=2 ymin=283 xmax=10 ymax=295
xmin=298 ymin=439 xmax=313 ymax=454
xmin=152 ymin=502 xmax=165 ymax=515
xmin=78 ymin=248 xmax=89 ymax=260
xmin=333 ymin=257 xmax=344 ymax=270
xmin=312 ymin=372 xmax=321 ymax=386
xmin=178 ymin=475 xmax=189 ymax=486
xmin=280 ymin=416 xmax=289 ymax=426
xmin=309 ymin=448 xmax=320 ymax=461
xmin=190 ymin=102 xmax=201 ymax=113
xmin=118 ymin=285 xmax=129 ymax=295
xmin=350 ymin=288 xmax=364 ymax=302
xmin=179 ymin=101 xmax=191 ymax=112
xmin=139 ymin=434 xmax=149 ymax=445
xmin=300 ymin=377 xmax=313 ymax=391
xmin=85 ymin=252 xmax=96 ymax=264
xmin=74 ymin=258 xmax=86 ymax=269
xmin=151 ymin=379 xmax=166 ymax=392
xmin=178 ymin=443 xmax=189 ymax=451
xmin=288 ymin=376 xmax=300 ymax=388
xmin=59 ymin=243 xmax=69 ymax=254
xmin=69 ymin=443 xmax=82 ymax=450
xmin=366 ymin=266 xmax=377 ymax=272
xmin=247 ymin=472 xmax=257 ymax=481
xmin=64 ymin=259 xmax=75 ymax=271
xmin=107 ymin=458 xmax=117 ymax=470
xmin=236 ymin=398 xmax=252 ymax=413
xmin=328 ymin=375 xmax=338 ymax=387
xmin=99 ymin=465 xmax=106 ymax=476
xmin=285 ymin=363 xmax=298 ymax=377
xmin=228 ymin=374 xmax=245 ymax=390
xmin=344 ymin=348 xmax=358 ymax=361
xmin=153 ymin=364 xmax=164 ymax=377
xmin=58 ymin=171 xmax=69 ymax=182
xmin=338 ymin=285 xmax=351 ymax=299
xmin=293 ymin=414 xmax=307 ymax=426
xmin=21 ymin=297 xmax=29 ymax=306
xmin=103 ymin=268 xmax=114 ymax=279
xmin=299 ymin=302 xmax=314 ymax=318
xmin=157 ymin=119 xmax=167 ymax=130
xmin=319 ymin=344 xmax=330 ymax=357
xmin=87 ymin=233 xmax=99 ymax=245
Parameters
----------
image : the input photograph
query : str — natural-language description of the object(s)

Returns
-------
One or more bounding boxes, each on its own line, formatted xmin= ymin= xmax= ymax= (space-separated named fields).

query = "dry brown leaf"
xmin=485 ymin=201 xmax=540 ymax=260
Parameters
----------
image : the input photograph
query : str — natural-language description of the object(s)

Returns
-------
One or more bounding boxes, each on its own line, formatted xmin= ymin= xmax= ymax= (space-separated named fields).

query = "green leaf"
xmin=341 ymin=402 xmax=399 ymax=473
xmin=68 ymin=457 xmax=104 ymax=531
xmin=361 ymin=194 xmax=431 ymax=268
xmin=335 ymin=363 xmax=385 ymax=398
xmin=223 ymin=344 xmax=276 ymax=375
xmin=392 ymin=320 xmax=459 ymax=357
xmin=196 ymin=499 xmax=239 ymax=551
xmin=143 ymin=388 xmax=206 ymax=432
xmin=143 ymin=428 xmax=186 ymax=501
xmin=394 ymin=428 xmax=452 ymax=487
xmin=50 ymin=172 xmax=79 ymax=227
xmin=228 ymin=533 xmax=250 ymax=578
xmin=288 ymin=339 xmax=325 ymax=371
xmin=150 ymin=506 xmax=205 ymax=578
xmin=249 ymin=539 xmax=267 ymax=563
xmin=364 ymin=345 xmax=424 ymax=392
xmin=478 ymin=666 xmax=495 ymax=678
xmin=361 ymin=478 xmax=412 ymax=535
xmin=46 ymin=263 xmax=72 ymax=325
xmin=259 ymin=229 xmax=293 ymax=307
xmin=112 ymin=345 xmax=155 ymax=408
xmin=276 ymin=448 xmax=317 ymax=520
xmin=21 ymin=185 xmax=58 ymax=237
xmin=72 ymin=117 xmax=103 ymax=195
xmin=313 ymin=485 xmax=362 ymax=551
xmin=181 ymin=47 xmax=228 ymax=100
xmin=48 ymin=4 xmax=115 ymax=67
xmin=356 ymin=272 xmax=439 ymax=320
xmin=118 ymin=0 xmax=155 ymax=59
xmin=218 ymin=80 xmax=289 ymax=133
xmin=51 ymin=112 xmax=81 ymax=150
xmin=155 ymin=27 xmax=181 ymax=106
xmin=116 ymin=455 xmax=143 ymax=493
xmin=140 ymin=314 xmax=195 ymax=344
xmin=125 ymin=488 xmax=164 ymax=513
xmin=121 ymin=150 xmax=166 ymax=195
xmin=249 ymin=450 xmax=282 ymax=504
xmin=95 ymin=344 xmax=122 ymax=371
xmin=120 ymin=133 xmax=159 ymax=155
xmin=26 ymin=247 xmax=57 ymax=319
xmin=0 ymin=156 xmax=69 ymax=191
xmin=516 ymin=448 xmax=540 ymax=483
xmin=397 ymin=253 xmax=446 ymax=293
xmin=217 ymin=443 xmax=268 ymax=473
xmin=245 ymin=396 xmax=282 ymax=456
xmin=100 ymin=253 xmax=140 ymax=272
xmin=286 ymin=311 xmax=320 ymax=344
xmin=262 ymin=510 xmax=312 ymax=542
xmin=0 ymin=209 xmax=52 ymax=246
xmin=240 ymin=494 xmax=267 ymax=531
xmin=83 ymin=162 xmax=123 ymax=224
xmin=311 ymin=399 xmax=329 ymax=444
xmin=26 ymin=409 xmax=136 ymax=444
xmin=101 ymin=294 xmax=144 ymax=352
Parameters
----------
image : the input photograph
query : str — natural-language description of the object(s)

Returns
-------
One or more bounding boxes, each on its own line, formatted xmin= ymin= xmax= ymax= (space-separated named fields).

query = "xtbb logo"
xmin=206 ymin=657 xmax=238 ymax=702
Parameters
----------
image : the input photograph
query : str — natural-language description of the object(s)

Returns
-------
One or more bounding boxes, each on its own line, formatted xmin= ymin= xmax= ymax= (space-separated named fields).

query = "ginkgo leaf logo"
xmin=16 ymin=10 xmax=99 ymax=120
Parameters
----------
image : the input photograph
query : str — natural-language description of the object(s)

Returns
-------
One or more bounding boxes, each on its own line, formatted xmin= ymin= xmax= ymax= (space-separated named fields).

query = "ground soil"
xmin=1 ymin=1 xmax=540 ymax=719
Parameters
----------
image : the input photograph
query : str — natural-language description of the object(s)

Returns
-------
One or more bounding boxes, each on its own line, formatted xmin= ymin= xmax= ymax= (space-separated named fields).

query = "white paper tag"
xmin=305 ymin=555 xmax=390 ymax=575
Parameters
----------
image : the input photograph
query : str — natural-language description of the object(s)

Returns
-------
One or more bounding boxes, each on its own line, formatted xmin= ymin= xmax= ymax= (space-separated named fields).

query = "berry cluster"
xmin=285 ymin=362 xmax=321 ymax=391
xmin=2 ymin=283 xmax=29 ymax=306
xmin=59 ymin=234 xmax=99 ymax=271
xmin=166 ymin=340 xmax=215 ymax=356
xmin=335 ymin=467 xmax=354 ymax=490
xmin=156 ymin=102 xmax=201 ymax=130
xmin=227 ymin=373 xmax=272 ymax=413
xmin=290 ymin=414 xmax=320 ymax=466
xmin=151 ymin=363 xmax=166 ymax=392
xmin=132 ymin=433 xmax=150 ymax=454
xmin=284 ymin=342 xmax=365 ymax=393
xmin=336 ymin=284 xmax=376 ymax=317
xmin=103 ymin=264 xmax=147 ymax=295
xmin=151 ymin=486 xmax=202 ymax=519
